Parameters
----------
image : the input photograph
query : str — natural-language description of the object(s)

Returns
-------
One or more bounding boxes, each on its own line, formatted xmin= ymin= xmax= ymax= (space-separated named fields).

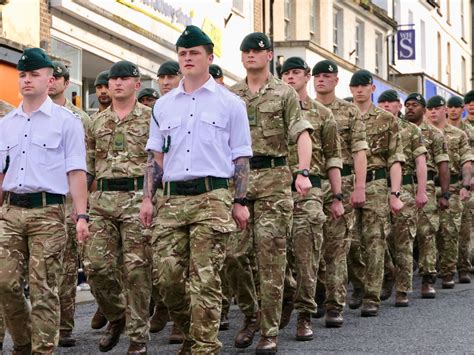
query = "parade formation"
xmin=0 ymin=24 xmax=473 ymax=355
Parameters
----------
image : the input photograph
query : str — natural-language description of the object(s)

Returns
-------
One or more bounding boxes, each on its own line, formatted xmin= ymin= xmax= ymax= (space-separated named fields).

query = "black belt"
xmin=7 ymin=192 xmax=64 ymax=209
xmin=164 ymin=177 xmax=228 ymax=196
xmin=341 ymin=164 xmax=353 ymax=177
xmin=366 ymin=168 xmax=387 ymax=183
xmin=291 ymin=174 xmax=322 ymax=191
xmin=250 ymin=156 xmax=287 ymax=170
xmin=401 ymin=174 xmax=414 ymax=185
xmin=413 ymin=170 xmax=436 ymax=184
xmin=97 ymin=177 xmax=144 ymax=191
xmin=434 ymin=174 xmax=462 ymax=187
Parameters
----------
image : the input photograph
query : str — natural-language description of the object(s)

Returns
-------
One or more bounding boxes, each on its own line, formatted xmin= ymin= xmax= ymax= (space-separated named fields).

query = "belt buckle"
xmin=368 ymin=170 xmax=375 ymax=182
xmin=110 ymin=178 xmax=130 ymax=191
xmin=175 ymin=180 xmax=199 ymax=195
xmin=12 ymin=194 xmax=32 ymax=208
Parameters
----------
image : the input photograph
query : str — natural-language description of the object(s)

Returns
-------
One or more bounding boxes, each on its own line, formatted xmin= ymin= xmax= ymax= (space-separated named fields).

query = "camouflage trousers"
xmin=0 ymin=304 xmax=4 ymax=342
xmin=436 ymin=186 xmax=463 ymax=276
xmin=0 ymin=203 xmax=67 ymax=353
xmin=347 ymin=179 xmax=390 ymax=306
xmin=320 ymin=176 xmax=355 ymax=312
xmin=386 ymin=184 xmax=417 ymax=292
xmin=225 ymin=166 xmax=293 ymax=337
xmin=416 ymin=182 xmax=439 ymax=277
xmin=153 ymin=188 xmax=235 ymax=354
xmin=83 ymin=191 xmax=152 ymax=343
xmin=458 ymin=193 xmax=473 ymax=273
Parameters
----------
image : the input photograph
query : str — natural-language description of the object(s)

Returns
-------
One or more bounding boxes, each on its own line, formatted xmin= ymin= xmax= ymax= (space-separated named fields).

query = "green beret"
xmin=447 ymin=96 xmax=464 ymax=108
xmin=404 ymin=92 xmax=426 ymax=107
xmin=52 ymin=61 xmax=70 ymax=80
xmin=240 ymin=32 xmax=271 ymax=51
xmin=137 ymin=88 xmax=159 ymax=100
xmin=176 ymin=25 xmax=213 ymax=48
xmin=377 ymin=89 xmax=400 ymax=103
xmin=343 ymin=97 xmax=353 ymax=103
xmin=312 ymin=59 xmax=338 ymax=76
xmin=281 ymin=57 xmax=308 ymax=74
xmin=94 ymin=70 xmax=109 ymax=87
xmin=349 ymin=69 xmax=373 ymax=86
xmin=463 ymin=90 xmax=474 ymax=104
xmin=17 ymin=47 xmax=54 ymax=71
xmin=157 ymin=60 xmax=180 ymax=76
xmin=426 ymin=95 xmax=446 ymax=109
xmin=209 ymin=64 xmax=223 ymax=79
xmin=108 ymin=60 xmax=140 ymax=78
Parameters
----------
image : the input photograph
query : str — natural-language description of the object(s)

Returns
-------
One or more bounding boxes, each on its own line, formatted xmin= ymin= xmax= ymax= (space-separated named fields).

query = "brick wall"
xmin=39 ymin=0 xmax=51 ymax=50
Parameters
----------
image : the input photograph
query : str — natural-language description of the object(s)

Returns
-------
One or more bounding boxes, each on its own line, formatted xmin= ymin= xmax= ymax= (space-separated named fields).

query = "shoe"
xmin=279 ymin=297 xmax=294 ymax=329
xmin=99 ymin=316 xmax=126 ymax=352
xmin=127 ymin=341 xmax=147 ymax=354
xmin=360 ymin=303 xmax=379 ymax=317
xmin=295 ymin=313 xmax=313 ymax=341
xmin=219 ymin=314 xmax=230 ymax=331
xmin=255 ymin=336 xmax=277 ymax=354
xmin=169 ymin=323 xmax=184 ymax=344
xmin=348 ymin=289 xmax=363 ymax=310
xmin=458 ymin=272 xmax=471 ymax=284
xmin=394 ymin=292 xmax=409 ymax=307
xmin=78 ymin=282 xmax=91 ymax=291
xmin=421 ymin=277 xmax=436 ymax=299
xmin=91 ymin=307 xmax=108 ymax=330
xmin=380 ymin=278 xmax=395 ymax=301
xmin=442 ymin=274 xmax=455 ymax=289
xmin=150 ymin=308 xmax=169 ymax=333
xmin=324 ymin=309 xmax=343 ymax=328
xmin=12 ymin=343 xmax=31 ymax=355
xmin=178 ymin=339 xmax=193 ymax=355
xmin=312 ymin=304 xmax=325 ymax=318
xmin=58 ymin=330 xmax=77 ymax=347
xmin=234 ymin=314 xmax=259 ymax=348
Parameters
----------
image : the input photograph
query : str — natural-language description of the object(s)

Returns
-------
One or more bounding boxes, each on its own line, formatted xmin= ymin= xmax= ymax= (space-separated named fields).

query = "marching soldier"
xmin=137 ymin=88 xmax=159 ymax=108
xmin=209 ymin=63 xmax=225 ymax=85
xmin=91 ymin=70 xmax=112 ymax=120
xmin=464 ymin=90 xmax=474 ymax=127
xmin=156 ymin=60 xmax=181 ymax=96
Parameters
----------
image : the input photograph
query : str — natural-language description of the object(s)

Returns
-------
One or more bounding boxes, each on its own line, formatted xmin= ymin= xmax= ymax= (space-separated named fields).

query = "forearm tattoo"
xmin=144 ymin=152 xmax=163 ymax=199
xmin=233 ymin=157 xmax=250 ymax=198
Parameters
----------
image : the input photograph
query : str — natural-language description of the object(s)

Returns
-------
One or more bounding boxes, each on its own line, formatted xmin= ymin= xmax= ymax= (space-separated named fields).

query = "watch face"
xmin=303 ymin=169 xmax=310 ymax=177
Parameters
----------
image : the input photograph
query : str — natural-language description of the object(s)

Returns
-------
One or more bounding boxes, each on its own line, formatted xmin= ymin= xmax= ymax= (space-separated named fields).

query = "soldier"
xmin=348 ymin=69 xmax=405 ymax=317
xmin=209 ymin=63 xmax=225 ymax=85
xmin=281 ymin=57 xmax=344 ymax=340
xmin=464 ymin=90 xmax=474 ymax=126
xmin=313 ymin=59 xmax=368 ymax=327
xmin=426 ymin=95 xmax=472 ymax=288
xmin=446 ymin=96 xmax=474 ymax=283
xmin=377 ymin=89 xmax=404 ymax=118
xmin=84 ymin=60 xmax=152 ymax=354
xmin=225 ymin=32 xmax=313 ymax=353
xmin=139 ymin=25 xmax=252 ymax=353
xmin=91 ymin=70 xmax=112 ymax=120
xmin=157 ymin=60 xmax=181 ymax=95
xmin=48 ymin=60 xmax=92 ymax=347
xmin=0 ymin=47 xmax=89 ymax=354
xmin=137 ymin=88 xmax=159 ymax=108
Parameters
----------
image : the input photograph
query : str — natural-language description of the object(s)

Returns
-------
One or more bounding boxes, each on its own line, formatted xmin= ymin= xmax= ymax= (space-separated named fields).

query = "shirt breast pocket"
xmin=0 ymin=141 xmax=19 ymax=172
xmin=160 ymin=118 xmax=182 ymax=148
xmin=199 ymin=112 xmax=227 ymax=142
xmin=258 ymin=102 xmax=285 ymax=137
xmin=366 ymin=121 xmax=390 ymax=156
xmin=31 ymin=133 xmax=62 ymax=166
xmin=95 ymin=128 xmax=113 ymax=159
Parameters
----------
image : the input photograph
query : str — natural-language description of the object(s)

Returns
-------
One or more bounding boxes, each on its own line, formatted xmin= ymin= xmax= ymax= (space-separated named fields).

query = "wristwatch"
xmin=333 ymin=193 xmax=344 ymax=201
xmin=463 ymin=185 xmax=471 ymax=191
xmin=77 ymin=214 xmax=90 ymax=223
xmin=295 ymin=169 xmax=310 ymax=177
xmin=233 ymin=198 xmax=249 ymax=207
xmin=441 ymin=191 xmax=451 ymax=200
xmin=390 ymin=191 xmax=401 ymax=198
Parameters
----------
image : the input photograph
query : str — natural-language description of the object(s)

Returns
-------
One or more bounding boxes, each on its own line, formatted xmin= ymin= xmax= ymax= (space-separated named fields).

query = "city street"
xmin=2 ymin=274 xmax=473 ymax=354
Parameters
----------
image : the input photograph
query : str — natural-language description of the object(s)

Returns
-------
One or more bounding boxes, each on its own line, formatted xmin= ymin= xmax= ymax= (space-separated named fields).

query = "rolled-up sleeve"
xmin=145 ymin=106 xmax=165 ymax=153
xmin=64 ymin=116 xmax=87 ymax=173
xmin=387 ymin=118 xmax=406 ymax=167
xmin=286 ymin=88 xmax=314 ymax=144
xmin=229 ymin=98 xmax=253 ymax=160
xmin=322 ymin=113 xmax=343 ymax=171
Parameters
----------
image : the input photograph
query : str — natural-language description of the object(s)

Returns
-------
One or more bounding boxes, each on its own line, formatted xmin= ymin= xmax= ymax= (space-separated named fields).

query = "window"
xmin=447 ymin=42 xmax=451 ymax=86
xmin=333 ymin=7 xmax=343 ymax=55
xmin=375 ymin=32 xmax=383 ymax=75
xmin=310 ymin=0 xmax=317 ymax=34
xmin=460 ymin=1 xmax=465 ymax=39
xmin=437 ymin=32 xmax=442 ymax=80
xmin=462 ymin=56 xmax=467 ymax=93
xmin=355 ymin=20 xmax=364 ymax=66
xmin=284 ymin=0 xmax=292 ymax=40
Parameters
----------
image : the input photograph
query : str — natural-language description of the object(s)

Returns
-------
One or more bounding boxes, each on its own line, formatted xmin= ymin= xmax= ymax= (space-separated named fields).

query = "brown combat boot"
xmin=325 ymin=309 xmax=344 ymax=328
xmin=12 ymin=343 xmax=31 ymax=355
xmin=234 ymin=314 xmax=259 ymax=348
xmin=279 ymin=296 xmax=294 ymax=329
xmin=58 ymin=330 xmax=76 ymax=347
xmin=295 ymin=312 xmax=313 ymax=341
xmin=442 ymin=274 xmax=455 ymax=289
xmin=169 ymin=323 xmax=184 ymax=344
xmin=360 ymin=303 xmax=379 ymax=317
xmin=149 ymin=308 xmax=169 ymax=333
xmin=394 ymin=291 xmax=409 ymax=307
xmin=255 ymin=336 xmax=278 ymax=355
xmin=458 ymin=272 xmax=471 ymax=284
xmin=421 ymin=275 xmax=436 ymax=298
xmin=91 ymin=307 xmax=108 ymax=330
xmin=99 ymin=316 xmax=126 ymax=352
xmin=127 ymin=341 xmax=147 ymax=354
xmin=380 ymin=277 xmax=395 ymax=301
xmin=348 ymin=288 xmax=364 ymax=310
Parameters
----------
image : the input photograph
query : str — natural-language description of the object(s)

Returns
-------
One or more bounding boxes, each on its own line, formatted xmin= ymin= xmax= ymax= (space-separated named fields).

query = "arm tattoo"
xmin=233 ymin=157 xmax=250 ymax=198
xmin=144 ymin=152 xmax=164 ymax=199
xmin=86 ymin=173 xmax=95 ymax=191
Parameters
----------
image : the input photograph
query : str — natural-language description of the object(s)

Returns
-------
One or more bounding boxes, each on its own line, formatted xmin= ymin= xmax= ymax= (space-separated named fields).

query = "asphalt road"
xmin=2 ymin=274 xmax=474 ymax=354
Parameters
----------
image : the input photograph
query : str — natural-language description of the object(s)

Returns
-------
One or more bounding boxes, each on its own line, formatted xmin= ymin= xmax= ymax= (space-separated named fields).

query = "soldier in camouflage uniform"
xmin=137 ymin=88 xmax=159 ymax=108
xmin=91 ymin=70 xmax=112 ymax=120
xmin=139 ymin=26 xmax=252 ymax=354
xmin=225 ymin=33 xmax=313 ymax=353
xmin=348 ymin=70 xmax=405 ymax=317
xmin=426 ymin=95 xmax=472 ymax=288
xmin=84 ymin=61 xmax=152 ymax=354
xmin=281 ymin=57 xmax=343 ymax=340
xmin=156 ymin=60 xmax=181 ymax=96
xmin=463 ymin=90 xmax=474 ymax=271
xmin=0 ymin=48 xmax=89 ymax=354
xmin=48 ymin=61 xmax=92 ymax=347
xmin=313 ymin=60 xmax=368 ymax=327
xmin=447 ymin=96 xmax=474 ymax=283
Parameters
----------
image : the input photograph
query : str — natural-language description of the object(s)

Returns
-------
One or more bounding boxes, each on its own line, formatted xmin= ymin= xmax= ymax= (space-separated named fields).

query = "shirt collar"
xmin=17 ymin=96 xmax=53 ymax=118
xmin=173 ymin=75 xmax=217 ymax=97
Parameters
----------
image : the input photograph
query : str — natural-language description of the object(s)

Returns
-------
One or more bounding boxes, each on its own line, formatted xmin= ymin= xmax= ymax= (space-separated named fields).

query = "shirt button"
xmin=27 ymin=119 xmax=30 ymax=122
xmin=188 ymin=131 xmax=191 ymax=134
xmin=190 ymin=114 xmax=193 ymax=117
xmin=186 ymin=168 xmax=189 ymax=171
xmin=187 ymin=149 xmax=190 ymax=152
xmin=212 ymin=122 xmax=215 ymax=124
xmin=24 ymin=134 xmax=27 ymax=137
xmin=192 ymin=98 xmax=195 ymax=101
xmin=43 ymin=144 xmax=46 ymax=147
xmin=22 ymin=151 xmax=25 ymax=154
xmin=19 ymin=184 xmax=22 ymax=186
xmin=168 ymin=126 xmax=170 ymax=129
xmin=21 ymin=168 xmax=24 ymax=170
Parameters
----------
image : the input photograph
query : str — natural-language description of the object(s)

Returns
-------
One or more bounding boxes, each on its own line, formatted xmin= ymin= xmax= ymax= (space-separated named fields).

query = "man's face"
xmin=465 ymin=101 xmax=474 ymax=116
xmin=447 ymin=106 xmax=464 ymax=121
xmin=426 ymin=106 xmax=447 ymax=125
xmin=177 ymin=45 xmax=213 ymax=78
xmin=108 ymin=76 xmax=140 ymax=101
xmin=241 ymin=49 xmax=272 ymax=71
xmin=350 ymin=84 xmax=375 ymax=104
xmin=404 ymin=100 xmax=426 ymax=124
xmin=282 ymin=68 xmax=310 ymax=92
xmin=313 ymin=73 xmax=339 ymax=95
xmin=138 ymin=96 xmax=157 ymax=108
xmin=158 ymin=74 xmax=181 ymax=95
xmin=48 ymin=76 xmax=68 ymax=99
xmin=19 ymin=67 xmax=54 ymax=98
xmin=378 ymin=101 xmax=402 ymax=116
xmin=95 ymin=84 xmax=111 ymax=106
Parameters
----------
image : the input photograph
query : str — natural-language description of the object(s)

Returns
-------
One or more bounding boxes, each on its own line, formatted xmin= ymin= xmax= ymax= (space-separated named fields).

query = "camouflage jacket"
xmin=65 ymin=98 xmax=91 ymax=131
xmin=230 ymin=73 xmax=313 ymax=157
xmin=399 ymin=118 xmax=427 ymax=175
xmin=442 ymin=123 xmax=473 ymax=177
xmin=457 ymin=120 xmax=474 ymax=157
xmin=0 ymin=100 xmax=15 ymax=118
xmin=418 ymin=121 xmax=449 ymax=173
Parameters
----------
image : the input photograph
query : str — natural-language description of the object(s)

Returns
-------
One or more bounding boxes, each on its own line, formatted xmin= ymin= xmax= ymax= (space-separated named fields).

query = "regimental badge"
xmin=328 ymin=65 xmax=334 ymax=72
xmin=217 ymin=69 xmax=221 ymax=76
xmin=152 ymin=91 xmax=158 ymax=98
xmin=416 ymin=95 xmax=421 ymax=101
xmin=258 ymin=40 xmax=265 ymax=48
xmin=113 ymin=133 xmax=125 ymax=151
xmin=440 ymin=99 xmax=445 ymax=105
xmin=57 ymin=66 xmax=62 ymax=74
xmin=132 ymin=69 xmax=138 ymax=76
xmin=184 ymin=30 xmax=189 ymax=36
xmin=22 ymin=55 xmax=26 ymax=60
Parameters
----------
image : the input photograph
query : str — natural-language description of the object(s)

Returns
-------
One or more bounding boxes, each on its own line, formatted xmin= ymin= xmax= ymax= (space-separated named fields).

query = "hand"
xmin=139 ymin=198 xmax=154 ymax=228
xmin=350 ymin=186 xmax=366 ymax=208
xmin=331 ymin=199 xmax=345 ymax=219
xmin=389 ymin=195 xmax=404 ymax=214
xmin=76 ymin=219 xmax=90 ymax=243
xmin=415 ymin=191 xmax=428 ymax=209
xmin=295 ymin=175 xmax=312 ymax=197
xmin=232 ymin=203 xmax=250 ymax=230
xmin=460 ymin=187 xmax=470 ymax=201
xmin=438 ymin=197 xmax=450 ymax=210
